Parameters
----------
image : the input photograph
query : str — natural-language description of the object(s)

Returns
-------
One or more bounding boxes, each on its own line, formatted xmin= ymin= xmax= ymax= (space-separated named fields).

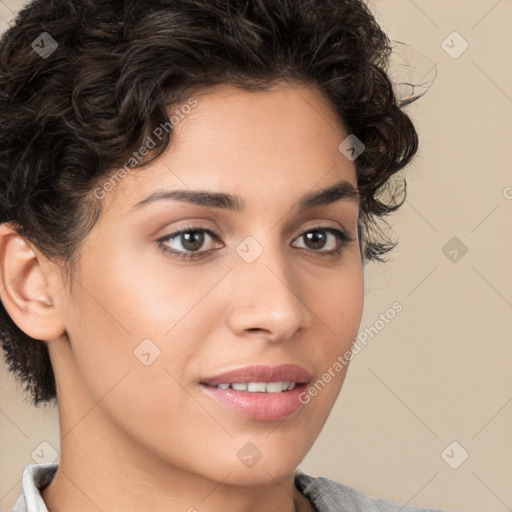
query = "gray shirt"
xmin=10 ymin=464 xmax=449 ymax=511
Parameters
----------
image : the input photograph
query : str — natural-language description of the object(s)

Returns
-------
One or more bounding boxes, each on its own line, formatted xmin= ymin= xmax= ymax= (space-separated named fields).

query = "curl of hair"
xmin=0 ymin=0 xmax=420 ymax=405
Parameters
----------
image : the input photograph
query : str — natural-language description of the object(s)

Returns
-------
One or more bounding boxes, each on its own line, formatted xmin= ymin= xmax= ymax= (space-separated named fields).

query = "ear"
xmin=0 ymin=223 xmax=66 ymax=341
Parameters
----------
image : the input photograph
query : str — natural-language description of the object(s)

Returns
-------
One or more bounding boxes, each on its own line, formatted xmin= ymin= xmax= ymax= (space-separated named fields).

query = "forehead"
xmin=98 ymin=80 xmax=357 ymax=214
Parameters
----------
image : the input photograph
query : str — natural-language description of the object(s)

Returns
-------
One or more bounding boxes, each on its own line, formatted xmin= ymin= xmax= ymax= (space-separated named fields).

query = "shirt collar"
xmin=12 ymin=464 xmax=58 ymax=512
xmin=13 ymin=464 xmax=318 ymax=512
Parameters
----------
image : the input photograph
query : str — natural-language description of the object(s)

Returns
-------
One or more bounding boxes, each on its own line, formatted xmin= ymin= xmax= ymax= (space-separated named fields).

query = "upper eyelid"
xmin=157 ymin=224 xmax=354 ymax=248
xmin=159 ymin=223 xmax=348 ymax=239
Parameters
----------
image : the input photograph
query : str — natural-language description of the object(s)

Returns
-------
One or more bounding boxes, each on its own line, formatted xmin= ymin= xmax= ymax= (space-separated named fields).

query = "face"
xmin=49 ymin=81 xmax=364 ymax=487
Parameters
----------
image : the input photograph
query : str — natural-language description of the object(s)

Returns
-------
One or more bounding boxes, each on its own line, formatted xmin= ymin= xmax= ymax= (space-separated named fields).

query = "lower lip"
xmin=199 ymin=383 xmax=308 ymax=421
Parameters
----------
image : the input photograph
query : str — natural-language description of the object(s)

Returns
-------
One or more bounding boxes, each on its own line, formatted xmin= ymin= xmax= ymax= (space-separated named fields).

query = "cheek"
xmin=316 ymin=256 xmax=365 ymax=345
xmin=60 ymin=265 xmax=212 ymax=456
xmin=304 ymin=257 xmax=364 ymax=397
xmin=61 ymin=250 xmax=225 ymax=400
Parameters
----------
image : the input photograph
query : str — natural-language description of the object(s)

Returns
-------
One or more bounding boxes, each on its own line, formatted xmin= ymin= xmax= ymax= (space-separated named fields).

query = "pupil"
xmin=182 ymin=231 xmax=204 ymax=251
xmin=305 ymin=230 xmax=326 ymax=250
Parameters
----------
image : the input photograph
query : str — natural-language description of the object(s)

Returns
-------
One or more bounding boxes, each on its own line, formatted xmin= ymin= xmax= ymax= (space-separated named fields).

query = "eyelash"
xmin=156 ymin=224 xmax=356 ymax=261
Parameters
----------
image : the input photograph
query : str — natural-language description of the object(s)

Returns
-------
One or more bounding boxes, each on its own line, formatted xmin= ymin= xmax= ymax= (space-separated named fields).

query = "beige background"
xmin=1 ymin=1 xmax=511 ymax=511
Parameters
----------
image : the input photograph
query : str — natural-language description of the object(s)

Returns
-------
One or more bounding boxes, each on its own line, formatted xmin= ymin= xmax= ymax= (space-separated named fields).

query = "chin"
xmin=223 ymin=438 xmax=309 ymax=486
xmin=219 ymin=460 xmax=301 ymax=487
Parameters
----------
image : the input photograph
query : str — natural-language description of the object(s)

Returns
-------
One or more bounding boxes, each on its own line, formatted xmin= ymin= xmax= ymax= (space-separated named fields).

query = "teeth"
xmin=248 ymin=382 xmax=267 ymax=392
xmin=215 ymin=381 xmax=297 ymax=392
xmin=266 ymin=381 xmax=287 ymax=393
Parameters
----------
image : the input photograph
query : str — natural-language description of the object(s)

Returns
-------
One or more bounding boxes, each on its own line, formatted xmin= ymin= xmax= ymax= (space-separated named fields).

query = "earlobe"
xmin=0 ymin=223 xmax=66 ymax=341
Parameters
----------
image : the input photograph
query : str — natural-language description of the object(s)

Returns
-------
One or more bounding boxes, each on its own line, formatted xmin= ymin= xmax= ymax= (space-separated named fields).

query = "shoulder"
xmin=294 ymin=471 xmax=450 ymax=512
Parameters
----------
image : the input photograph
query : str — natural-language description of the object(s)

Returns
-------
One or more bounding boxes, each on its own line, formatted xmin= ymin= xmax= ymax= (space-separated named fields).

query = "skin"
xmin=0 ymin=80 xmax=364 ymax=512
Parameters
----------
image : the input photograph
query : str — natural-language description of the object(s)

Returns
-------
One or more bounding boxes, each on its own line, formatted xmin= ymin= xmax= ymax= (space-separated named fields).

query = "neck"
xmin=40 ymin=399 xmax=311 ymax=512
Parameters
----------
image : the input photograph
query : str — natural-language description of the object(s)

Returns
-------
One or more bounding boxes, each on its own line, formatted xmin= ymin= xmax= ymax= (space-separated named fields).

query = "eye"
xmin=157 ymin=226 xmax=221 ymax=260
xmin=157 ymin=225 xmax=355 ymax=261
xmin=292 ymin=227 xmax=355 ymax=255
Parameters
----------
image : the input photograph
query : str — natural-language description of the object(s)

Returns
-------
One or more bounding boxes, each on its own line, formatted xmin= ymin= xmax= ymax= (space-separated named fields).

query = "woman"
xmin=0 ymin=0 xmax=448 ymax=510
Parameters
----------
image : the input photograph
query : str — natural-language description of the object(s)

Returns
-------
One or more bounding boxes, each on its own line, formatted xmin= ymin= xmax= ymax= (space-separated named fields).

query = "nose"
xmin=224 ymin=243 xmax=314 ymax=343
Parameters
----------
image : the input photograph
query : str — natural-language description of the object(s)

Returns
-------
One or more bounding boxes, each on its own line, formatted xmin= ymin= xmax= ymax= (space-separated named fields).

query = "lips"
xmin=199 ymin=364 xmax=312 ymax=421
xmin=200 ymin=364 xmax=311 ymax=387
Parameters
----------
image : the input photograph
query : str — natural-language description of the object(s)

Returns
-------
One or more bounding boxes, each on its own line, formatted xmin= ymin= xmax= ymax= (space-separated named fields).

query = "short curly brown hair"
xmin=0 ymin=0 xmax=419 ymax=406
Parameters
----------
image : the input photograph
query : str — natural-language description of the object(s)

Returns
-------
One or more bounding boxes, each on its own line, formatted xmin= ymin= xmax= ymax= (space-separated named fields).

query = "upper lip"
xmin=201 ymin=364 xmax=312 ymax=386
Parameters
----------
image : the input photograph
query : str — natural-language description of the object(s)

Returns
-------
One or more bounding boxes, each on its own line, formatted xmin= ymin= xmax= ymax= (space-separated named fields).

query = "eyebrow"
xmin=132 ymin=179 xmax=359 ymax=212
